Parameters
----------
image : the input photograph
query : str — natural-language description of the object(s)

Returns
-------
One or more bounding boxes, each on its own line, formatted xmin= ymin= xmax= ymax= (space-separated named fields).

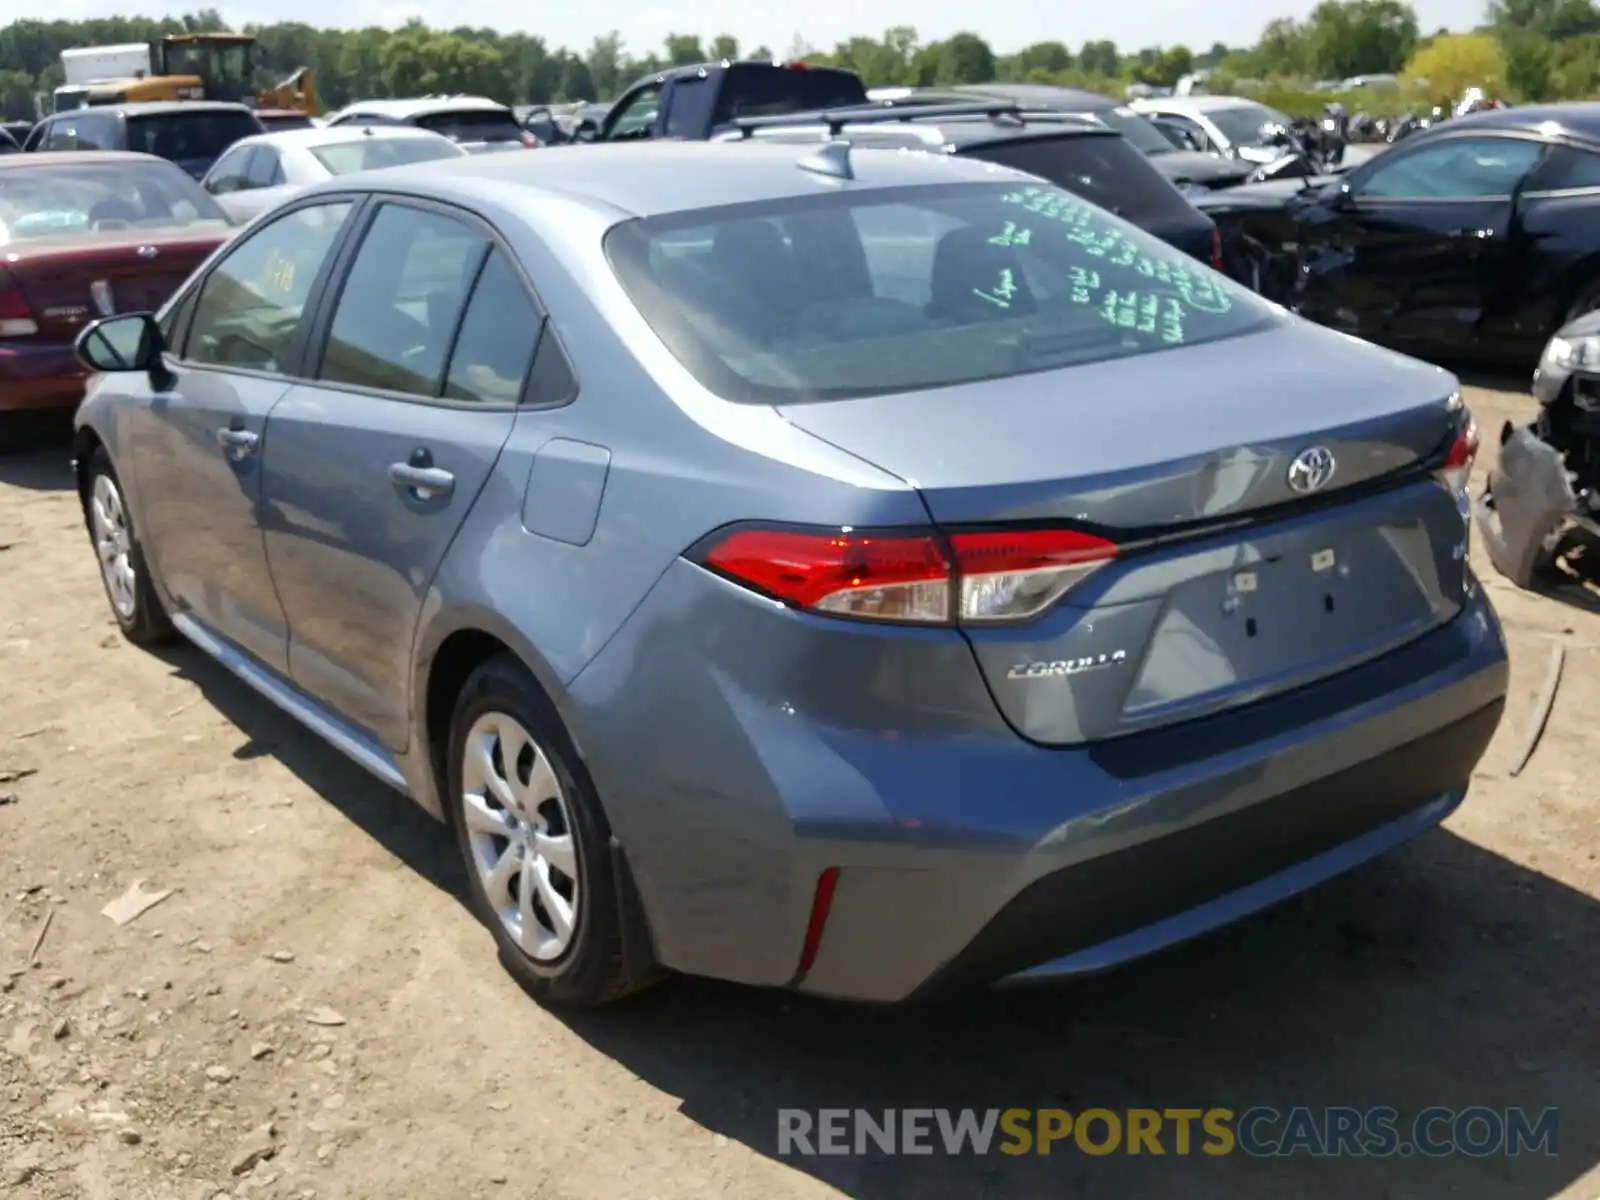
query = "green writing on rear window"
xmin=997 ymin=185 xmax=1234 ymax=344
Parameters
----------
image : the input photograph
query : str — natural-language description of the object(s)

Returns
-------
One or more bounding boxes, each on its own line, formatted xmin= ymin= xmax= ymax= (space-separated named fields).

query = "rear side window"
xmin=962 ymin=136 xmax=1199 ymax=223
xmin=1526 ymin=144 xmax=1600 ymax=192
xmin=605 ymin=181 xmax=1272 ymax=404
xmin=444 ymin=251 xmax=540 ymax=403
xmin=126 ymin=112 xmax=263 ymax=163
xmin=319 ymin=204 xmax=488 ymax=397
xmin=711 ymin=66 xmax=869 ymax=126
xmin=413 ymin=110 xmax=523 ymax=144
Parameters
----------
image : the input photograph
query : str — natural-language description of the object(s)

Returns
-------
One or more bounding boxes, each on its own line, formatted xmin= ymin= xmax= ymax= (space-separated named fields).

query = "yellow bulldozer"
xmin=52 ymin=33 xmax=316 ymax=116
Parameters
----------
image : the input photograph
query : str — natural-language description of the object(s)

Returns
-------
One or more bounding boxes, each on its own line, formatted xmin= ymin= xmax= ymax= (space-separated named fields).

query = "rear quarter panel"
xmin=1507 ymin=190 xmax=1600 ymax=346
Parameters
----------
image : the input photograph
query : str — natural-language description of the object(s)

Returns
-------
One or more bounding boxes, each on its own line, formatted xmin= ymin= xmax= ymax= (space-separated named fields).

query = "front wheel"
xmin=83 ymin=447 xmax=175 ymax=646
xmin=445 ymin=655 xmax=650 ymax=1007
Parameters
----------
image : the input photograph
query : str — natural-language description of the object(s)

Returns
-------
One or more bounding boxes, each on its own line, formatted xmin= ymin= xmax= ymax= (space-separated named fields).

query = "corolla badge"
xmin=1007 ymin=651 xmax=1128 ymax=680
xmin=1286 ymin=445 xmax=1337 ymax=495
xmin=90 ymin=280 xmax=115 ymax=318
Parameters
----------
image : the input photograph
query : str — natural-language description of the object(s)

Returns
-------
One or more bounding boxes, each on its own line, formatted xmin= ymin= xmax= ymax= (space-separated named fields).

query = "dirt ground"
xmin=1 ymin=381 xmax=1598 ymax=1200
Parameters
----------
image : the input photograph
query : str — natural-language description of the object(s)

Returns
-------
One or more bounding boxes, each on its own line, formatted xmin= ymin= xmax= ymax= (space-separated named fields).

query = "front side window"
xmin=1358 ymin=136 xmax=1543 ymax=199
xmin=185 ymin=201 xmax=355 ymax=372
xmin=606 ymin=86 xmax=661 ymax=141
xmin=319 ymin=203 xmax=487 ymax=397
xmin=205 ymin=146 xmax=254 ymax=193
xmin=605 ymin=181 xmax=1272 ymax=404
xmin=0 ymin=161 xmax=230 ymax=242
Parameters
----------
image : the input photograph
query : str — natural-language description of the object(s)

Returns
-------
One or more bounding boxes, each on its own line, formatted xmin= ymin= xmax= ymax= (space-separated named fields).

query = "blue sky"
xmin=14 ymin=0 xmax=1488 ymax=59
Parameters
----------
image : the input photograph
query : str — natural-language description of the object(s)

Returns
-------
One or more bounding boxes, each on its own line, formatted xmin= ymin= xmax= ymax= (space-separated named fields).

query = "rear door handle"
xmin=215 ymin=427 xmax=259 ymax=456
xmin=388 ymin=462 xmax=455 ymax=499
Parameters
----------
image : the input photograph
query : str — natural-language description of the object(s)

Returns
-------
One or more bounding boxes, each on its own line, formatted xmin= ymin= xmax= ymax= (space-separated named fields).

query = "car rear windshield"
xmin=258 ymin=113 xmax=313 ymax=132
xmin=1079 ymin=105 xmax=1177 ymax=156
xmin=1206 ymin=103 xmax=1291 ymax=148
xmin=413 ymin=110 xmax=523 ymax=143
xmin=126 ymin=111 xmax=263 ymax=162
xmin=0 ymin=162 xmax=230 ymax=244
xmin=961 ymin=135 xmax=1201 ymax=223
xmin=604 ymin=180 xmax=1273 ymax=404
xmin=711 ymin=65 xmax=870 ymax=125
xmin=312 ymin=136 xmax=465 ymax=175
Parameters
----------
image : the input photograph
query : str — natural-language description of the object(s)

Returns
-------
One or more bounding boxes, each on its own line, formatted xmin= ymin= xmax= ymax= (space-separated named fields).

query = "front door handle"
xmin=215 ymin=426 xmax=259 ymax=457
xmin=388 ymin=461 xmax=455 ymax=499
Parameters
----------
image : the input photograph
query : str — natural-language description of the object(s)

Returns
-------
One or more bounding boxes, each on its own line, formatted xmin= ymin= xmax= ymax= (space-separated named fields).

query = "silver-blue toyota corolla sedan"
xmin=69 ymin=141 xmax=1508 ymax=1006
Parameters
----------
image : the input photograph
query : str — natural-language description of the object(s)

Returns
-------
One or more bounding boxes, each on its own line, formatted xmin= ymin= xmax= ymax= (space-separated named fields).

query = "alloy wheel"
xmin=460 ymin=712 xmax=580 ymax=961
xmin=90 ymin=473 xmax=137 ymax=619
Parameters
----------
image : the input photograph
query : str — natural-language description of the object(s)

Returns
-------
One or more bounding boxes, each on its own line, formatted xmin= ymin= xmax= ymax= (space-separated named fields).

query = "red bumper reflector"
xmin=796 ymin=866 xmax=841 ymax=979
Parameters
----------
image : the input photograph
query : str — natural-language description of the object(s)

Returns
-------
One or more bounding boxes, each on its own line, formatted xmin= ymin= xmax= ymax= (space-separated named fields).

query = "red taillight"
xmin=699 ymin=524 xmax=1118 ymax=625
xmin=0 ymin=284 xmax=37 ymax=337
xmin=1436 ymin=418 xmax=1479 ymax=494
xmin=521 ymin=131 xmax=538 ymax=148
xmin=785 ymin=60 xmax=809 ymax=70
xmin=1210 ymin=226 xmax=1224 ymax=272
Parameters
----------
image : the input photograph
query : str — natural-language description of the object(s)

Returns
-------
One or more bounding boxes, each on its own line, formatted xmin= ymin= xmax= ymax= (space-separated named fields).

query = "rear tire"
xmin=82 ymin=447 xmax=175 ymax=646
xmin=445 ymin=655 xmax=649 ymax=1007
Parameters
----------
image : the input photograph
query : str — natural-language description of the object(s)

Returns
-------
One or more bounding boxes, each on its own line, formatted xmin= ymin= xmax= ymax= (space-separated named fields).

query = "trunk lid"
xmin=778 ymin=318 xmax=1470 ymax=744
xmin=5 ymin=226 xmax=231 ymax=341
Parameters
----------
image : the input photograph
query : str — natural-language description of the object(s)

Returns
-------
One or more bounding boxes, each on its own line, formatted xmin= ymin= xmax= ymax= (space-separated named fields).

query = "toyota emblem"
xmin=136 ymin=245 xmax=159 ymax=259
xmin=1286 ymin=446 xmax=1337 ymax=495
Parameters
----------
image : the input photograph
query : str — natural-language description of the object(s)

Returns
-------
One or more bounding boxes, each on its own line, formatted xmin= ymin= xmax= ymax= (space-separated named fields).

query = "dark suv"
xmin=720 ymin=102 xmax=1222 ymax=269
xmin=24 ymin=102 xmax=265 ymax=179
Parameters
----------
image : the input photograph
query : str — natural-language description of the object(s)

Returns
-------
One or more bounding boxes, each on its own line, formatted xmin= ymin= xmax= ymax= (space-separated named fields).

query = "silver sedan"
xmin=200 ymin=125 xmax=469 ymax=223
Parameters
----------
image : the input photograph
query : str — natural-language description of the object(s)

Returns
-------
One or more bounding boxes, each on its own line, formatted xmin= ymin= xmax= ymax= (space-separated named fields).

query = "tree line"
xmin=0 ymin=0 xmax=1595 ymax=119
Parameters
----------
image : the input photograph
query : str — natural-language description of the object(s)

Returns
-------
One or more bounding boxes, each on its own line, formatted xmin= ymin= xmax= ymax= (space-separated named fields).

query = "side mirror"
xmin=76 ymin=312 xmax=163 ymax=375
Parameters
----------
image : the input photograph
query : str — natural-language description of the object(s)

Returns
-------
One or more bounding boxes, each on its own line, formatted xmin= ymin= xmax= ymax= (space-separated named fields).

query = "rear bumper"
xmin=0 ymin=341 xmax=87 ymax=413
xmin=567 ymin=562 xmax=1508 ymax=1003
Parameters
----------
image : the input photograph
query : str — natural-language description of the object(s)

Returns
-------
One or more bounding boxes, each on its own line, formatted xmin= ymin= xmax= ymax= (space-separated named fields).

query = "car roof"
xmin=76 ymin=100 xmax=258 ymax=118
xmin=1137 ymin=95 xmax=1263 ymax=113
xmin=0 ymin=150 xmax=169 ymax=168
xmin=625 ymin=58 xmax=858 ymax=89
xmin=333 ymin=96 xmax=511 ymax=120
xmin=308 ymin=139 xmax=1033 ymax=221
xmin=740 ymin=114 xmax=1116 ymax=152
xmin=232 ymin=125 xmax=455 ymax=151
xmin=1438 ymin=101 xmax=1600 ymax=145
xmin=955 ymin=83 xmax=1117 ymax=111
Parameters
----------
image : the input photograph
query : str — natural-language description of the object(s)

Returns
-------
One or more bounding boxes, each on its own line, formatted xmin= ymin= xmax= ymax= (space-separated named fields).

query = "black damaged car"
xmin=1193 ymin=103 xmax=1600 ymax=361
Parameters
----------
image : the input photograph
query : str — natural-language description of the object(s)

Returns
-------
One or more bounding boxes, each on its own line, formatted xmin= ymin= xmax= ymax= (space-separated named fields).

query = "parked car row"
xmin=61 ymin=137 xmax=1505 ymax=1010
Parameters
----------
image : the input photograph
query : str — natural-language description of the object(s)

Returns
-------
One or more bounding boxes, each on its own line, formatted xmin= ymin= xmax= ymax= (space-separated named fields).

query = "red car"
xmin=0 ymin=151 xmax=233 ymax=443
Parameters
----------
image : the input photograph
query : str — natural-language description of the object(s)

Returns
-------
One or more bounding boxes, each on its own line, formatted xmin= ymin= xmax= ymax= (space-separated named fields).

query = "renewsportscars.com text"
xmin=777 ymin=1106 xmax=1559 ymax=1158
